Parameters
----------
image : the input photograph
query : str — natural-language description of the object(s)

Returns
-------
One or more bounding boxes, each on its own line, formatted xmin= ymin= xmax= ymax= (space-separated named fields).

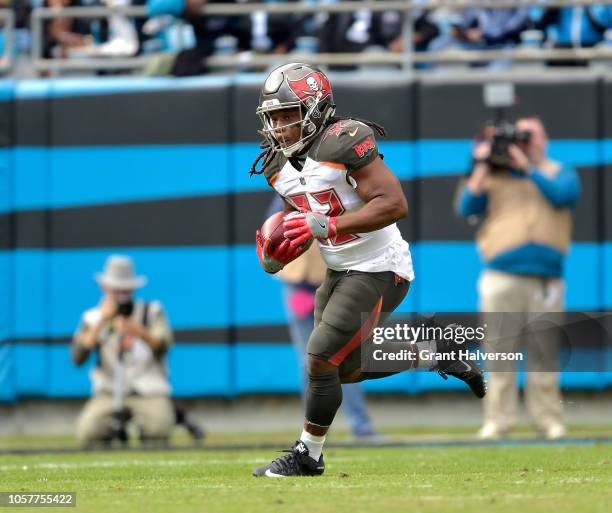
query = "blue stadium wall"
xmin=1 ymin=73 xmax=611 ymax=402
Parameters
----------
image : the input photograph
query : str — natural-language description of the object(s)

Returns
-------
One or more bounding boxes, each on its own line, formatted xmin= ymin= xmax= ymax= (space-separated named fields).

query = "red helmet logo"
xmin=287 ymin=72 xmax=331 ymax=104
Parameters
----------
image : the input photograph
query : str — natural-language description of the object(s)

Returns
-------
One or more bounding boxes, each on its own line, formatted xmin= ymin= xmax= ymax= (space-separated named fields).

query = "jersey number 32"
xmin=288 ymin=189 xmax=359 ymax=246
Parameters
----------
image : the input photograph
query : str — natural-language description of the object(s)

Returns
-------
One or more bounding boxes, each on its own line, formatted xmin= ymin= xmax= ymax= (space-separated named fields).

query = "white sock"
xmin=415 ymin=340 xmax=437 ymax=369
xmin=300 ymin=430 xmax=326 ymax=461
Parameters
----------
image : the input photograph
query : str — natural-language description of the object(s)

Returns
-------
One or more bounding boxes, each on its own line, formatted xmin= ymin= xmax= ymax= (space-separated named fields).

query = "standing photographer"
xmin=457 ymin=116 xmax=580 ymax=440
xmin=72 ymin=255 xmax=174 ymax=446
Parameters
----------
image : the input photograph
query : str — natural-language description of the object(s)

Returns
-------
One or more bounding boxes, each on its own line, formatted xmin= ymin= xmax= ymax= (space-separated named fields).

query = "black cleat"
xmin=433 ymin=339 xmax=487 ymax=399
xmin=252 ymin=440 xmax=325 ymax=477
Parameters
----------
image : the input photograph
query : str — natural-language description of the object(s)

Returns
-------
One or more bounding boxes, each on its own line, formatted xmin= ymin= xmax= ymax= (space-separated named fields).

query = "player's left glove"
xmin=283 ymin=211 xmax=338 ymax=247
xmin=256 ymin=230 xmax=303 ymax=274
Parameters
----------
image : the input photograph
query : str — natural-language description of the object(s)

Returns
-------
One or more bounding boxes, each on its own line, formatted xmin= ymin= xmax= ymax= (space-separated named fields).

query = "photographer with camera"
xmin=458 ymin=116 xmax=580 ymax=440
xmin=71 ymin=255 xmax=174 ymax=446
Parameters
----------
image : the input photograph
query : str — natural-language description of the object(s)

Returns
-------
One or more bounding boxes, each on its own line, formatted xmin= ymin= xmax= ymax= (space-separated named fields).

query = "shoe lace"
xmin=269 ymin=450 xmax=301 ymax=474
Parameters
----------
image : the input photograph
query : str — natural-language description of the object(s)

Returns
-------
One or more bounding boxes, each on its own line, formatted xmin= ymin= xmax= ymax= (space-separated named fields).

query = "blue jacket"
xmin=532 ymin=6 xmax=612 ymax=47
xmin=458 ymin=164 xmax=580 ymax=278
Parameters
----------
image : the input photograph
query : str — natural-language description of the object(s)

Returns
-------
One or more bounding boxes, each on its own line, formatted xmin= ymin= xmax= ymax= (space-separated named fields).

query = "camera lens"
xmin=116 ymin=297 xmax=134 ymax=317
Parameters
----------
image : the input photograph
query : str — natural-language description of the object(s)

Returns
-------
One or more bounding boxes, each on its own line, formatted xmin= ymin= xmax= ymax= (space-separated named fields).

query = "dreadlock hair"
xmin=249 ymin=138 xmax=276 ymax=177
xmin=249 ymin=116 xmax=387 ymax=177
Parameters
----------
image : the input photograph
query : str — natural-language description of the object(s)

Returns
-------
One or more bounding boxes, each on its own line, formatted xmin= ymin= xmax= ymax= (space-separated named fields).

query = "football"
xmin=260 ymin=211 xmax=289 ymax=251
xmin=260 ymin=211 xmax=312 ymax=255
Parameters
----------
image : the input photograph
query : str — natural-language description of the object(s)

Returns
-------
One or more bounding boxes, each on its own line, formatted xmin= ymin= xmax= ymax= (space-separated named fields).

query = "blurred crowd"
xmin=1 ymin=1 xmax=612 ymax=74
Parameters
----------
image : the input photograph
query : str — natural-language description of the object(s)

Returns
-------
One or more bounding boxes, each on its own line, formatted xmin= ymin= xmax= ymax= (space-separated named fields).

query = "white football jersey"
xmin=264 ymin=119 xmax=414 ymax=281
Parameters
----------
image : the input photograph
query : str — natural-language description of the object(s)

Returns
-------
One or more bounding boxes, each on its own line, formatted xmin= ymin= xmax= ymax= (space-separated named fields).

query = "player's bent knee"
xmin=307 ymin=354 xmax=337 ymax=375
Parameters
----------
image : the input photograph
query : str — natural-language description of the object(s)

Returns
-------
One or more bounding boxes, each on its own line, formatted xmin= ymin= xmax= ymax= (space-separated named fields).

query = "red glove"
xmin=283 ymin=211 xmax=338 ymax=247
xmin=256 ymin=230 xmax=304 ymax=273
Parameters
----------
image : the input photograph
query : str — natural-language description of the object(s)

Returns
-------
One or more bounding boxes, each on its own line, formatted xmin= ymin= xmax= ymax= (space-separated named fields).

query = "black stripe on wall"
xmin=5 ymin=195 xmax=230 ymax=249
xmin=418 ymin=167 xmax=597 ymax=243
xmin=11 ymin=76 xmax=601 ymax=147
xmin=2 ymin=165 xmax=597 ymax=250
xmin=13 ymin=324 xmax=289 ymax=345
xmin=418 ymin=75 xmax=599 ymax=139
xmin=14 ymin=94 xmax=48 ymax=146
xmin=603 ymin=78 xmax=612 ymax=138
xmin=573 ymin=167 xmax=600 ymax=242
xmin=15 ymin=88 xmax=231 ymax=146
xmin=0 ymin=96 xmax=13 ymax=147
xmin=235 ymin=324 xmax=290 ymax=343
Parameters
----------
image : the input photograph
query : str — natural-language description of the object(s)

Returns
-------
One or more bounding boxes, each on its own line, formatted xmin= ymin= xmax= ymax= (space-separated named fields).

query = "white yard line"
xmin=417 ymin=493 xmax=568 ymax=501
xmin=0 ymin=458 xmax=266 ymax=472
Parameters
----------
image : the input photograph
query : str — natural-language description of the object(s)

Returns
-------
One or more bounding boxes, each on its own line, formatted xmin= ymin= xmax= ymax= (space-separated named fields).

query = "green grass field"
xmin=1 ymin=441 xmax=611 ymax=513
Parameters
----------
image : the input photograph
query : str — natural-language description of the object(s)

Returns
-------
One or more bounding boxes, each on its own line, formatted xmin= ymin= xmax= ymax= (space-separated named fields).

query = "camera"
xmin=483 ymin=121 xmax=531 ymax=171
xmin=481 ymin=83 xmax=531 ymax=172
xmin=116 ymin=296 xmax=134 ymax=317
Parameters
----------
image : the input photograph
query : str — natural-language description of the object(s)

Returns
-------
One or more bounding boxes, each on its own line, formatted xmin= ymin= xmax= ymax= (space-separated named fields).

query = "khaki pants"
xmin=76 ymin=394 xmax=174 ymax=444
xmin=479 ymin=270 xmax=564 ymax=432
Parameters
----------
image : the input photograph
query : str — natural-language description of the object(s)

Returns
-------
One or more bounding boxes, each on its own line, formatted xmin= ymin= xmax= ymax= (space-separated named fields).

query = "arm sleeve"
xmin=457 ymin=186 xmax=488 ymax=217
xmin=530 ymin=163 xmax=581 ymax=208
xmin=71 ymin=344 xmax=91 ymax=366
xmin=71 ymin=316 xmax=92 ymax=366
xmin=148 ymin=302 xmax=173 ymax=357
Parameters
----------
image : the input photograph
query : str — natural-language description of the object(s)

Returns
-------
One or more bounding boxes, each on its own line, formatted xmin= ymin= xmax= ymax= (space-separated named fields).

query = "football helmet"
xmin=256 ymin=63 xmax=336 ymax=157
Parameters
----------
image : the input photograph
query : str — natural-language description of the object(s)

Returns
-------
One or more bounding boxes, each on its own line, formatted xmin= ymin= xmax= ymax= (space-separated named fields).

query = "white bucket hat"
xmin=94 ymin=255 xmax=147 ymax=290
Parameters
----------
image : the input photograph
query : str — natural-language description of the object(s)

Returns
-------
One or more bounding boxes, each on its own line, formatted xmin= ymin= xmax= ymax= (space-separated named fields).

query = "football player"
xmin=250 ymin=63 xmax=486 ymax=477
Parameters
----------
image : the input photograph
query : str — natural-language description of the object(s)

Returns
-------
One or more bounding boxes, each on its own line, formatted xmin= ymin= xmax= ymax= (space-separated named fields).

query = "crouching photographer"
xmin=72 ymin=255 xmax=174 ymax=446
xmin=457 ymin=116 xmax=580 ymax=440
